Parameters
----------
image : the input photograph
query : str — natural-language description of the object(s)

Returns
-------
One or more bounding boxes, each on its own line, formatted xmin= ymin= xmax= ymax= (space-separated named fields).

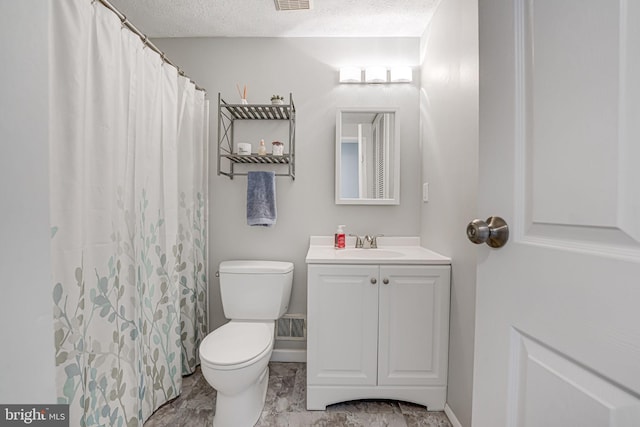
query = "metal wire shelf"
xmin=217 ymin=93 xmax=296 ymax=180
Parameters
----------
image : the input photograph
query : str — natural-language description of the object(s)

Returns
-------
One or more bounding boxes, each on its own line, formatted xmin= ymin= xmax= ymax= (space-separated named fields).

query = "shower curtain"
xmin=49 ymin=1 xmax=208 ymax=426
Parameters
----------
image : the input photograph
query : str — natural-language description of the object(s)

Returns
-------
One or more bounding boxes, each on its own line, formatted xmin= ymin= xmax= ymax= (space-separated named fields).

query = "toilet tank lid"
xmin=220 ymin=260 xmax=294 ymax=274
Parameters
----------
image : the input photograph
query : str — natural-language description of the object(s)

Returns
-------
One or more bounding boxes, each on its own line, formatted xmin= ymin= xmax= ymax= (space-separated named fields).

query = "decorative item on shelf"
xmin=271 ymin=95 xmax=284 ymax=105
xmin=237 ymin=142 xmax=252 ymax=155
xmin=258 ymin=139 xmax=267 ymax=156
xmin=272 ymin=141 xmax=284 ymax=156
xmin=236 ymin=83 xmax=248 ymax=104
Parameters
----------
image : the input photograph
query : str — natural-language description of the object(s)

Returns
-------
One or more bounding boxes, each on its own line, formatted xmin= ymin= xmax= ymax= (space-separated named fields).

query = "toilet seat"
xmin=200 ymin=321 xmax=273 ymax=370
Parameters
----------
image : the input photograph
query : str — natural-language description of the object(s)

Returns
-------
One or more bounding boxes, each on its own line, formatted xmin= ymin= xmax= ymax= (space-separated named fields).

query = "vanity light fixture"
xmin=365 ymin=66 xmax=388 ymax=83
xmin=339 ymin=66 xmax=412 ymax=84
xmin=390 ymin=66 xmax=413 ymax=83
xmin=339 ymin=67 xmax=362 ymax=83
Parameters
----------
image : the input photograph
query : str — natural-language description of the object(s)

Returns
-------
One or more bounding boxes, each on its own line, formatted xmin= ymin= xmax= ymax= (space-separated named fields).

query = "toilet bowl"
xmin=198 ymin=260 xmax=293 ymax=427
xmin=200 ymin=321 xmax=274 ymax=427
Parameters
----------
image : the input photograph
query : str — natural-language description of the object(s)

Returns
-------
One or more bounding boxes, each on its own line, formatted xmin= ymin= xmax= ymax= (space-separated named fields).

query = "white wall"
xmin=420 ymin=0 xmax=479 ymax=425
xmin=0 ymin=0 xmax=57 ymax=402
xmin=155 ymin=37 xmax=423 ymax=343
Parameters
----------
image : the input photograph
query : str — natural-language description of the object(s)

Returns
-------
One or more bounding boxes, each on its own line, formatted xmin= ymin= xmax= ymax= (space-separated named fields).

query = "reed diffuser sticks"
xmin=236 ymin=83 xmax=247 ymax=102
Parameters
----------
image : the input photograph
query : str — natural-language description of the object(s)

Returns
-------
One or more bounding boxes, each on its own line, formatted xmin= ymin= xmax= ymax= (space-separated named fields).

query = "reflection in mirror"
xmin=336 ymin=109 xmax=400 ymax=205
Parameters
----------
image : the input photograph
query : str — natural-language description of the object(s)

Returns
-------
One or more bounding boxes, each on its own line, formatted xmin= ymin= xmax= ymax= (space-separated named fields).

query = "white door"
xmin=473 ymin=1 xmax=640 ymax=426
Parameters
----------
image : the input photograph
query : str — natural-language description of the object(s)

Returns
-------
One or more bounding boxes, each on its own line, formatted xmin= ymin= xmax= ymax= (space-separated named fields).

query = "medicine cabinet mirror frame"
xmin=335 ymin=108 xmax=400 ymax=205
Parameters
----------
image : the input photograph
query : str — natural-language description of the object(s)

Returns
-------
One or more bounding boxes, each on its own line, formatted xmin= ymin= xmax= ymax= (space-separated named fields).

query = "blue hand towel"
xmin=247 ymin=171 xmax=277 ymax=227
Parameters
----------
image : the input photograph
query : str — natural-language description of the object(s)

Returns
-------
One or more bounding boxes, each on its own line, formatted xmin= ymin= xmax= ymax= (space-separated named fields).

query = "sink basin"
xmin=336 ymin=249 xmax=404 ymax=258
xmin=305 ymin=236 xmax=452 ymax=265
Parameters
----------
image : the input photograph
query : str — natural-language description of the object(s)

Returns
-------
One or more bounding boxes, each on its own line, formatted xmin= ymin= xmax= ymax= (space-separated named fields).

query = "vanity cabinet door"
xmin=377 ymin=265 xmax=451 ymax=387
xmin=307 ymin=264 xmax=379 ymax=386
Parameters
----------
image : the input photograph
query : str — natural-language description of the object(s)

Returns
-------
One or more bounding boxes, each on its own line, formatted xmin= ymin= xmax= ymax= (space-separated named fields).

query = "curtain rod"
xmin=95 ymin=0 xmax=207 ymax=93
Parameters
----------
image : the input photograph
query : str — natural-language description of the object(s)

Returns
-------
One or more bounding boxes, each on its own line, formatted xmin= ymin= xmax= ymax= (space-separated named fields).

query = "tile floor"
xmin=144 ymin=362 xmax=452 ymax=427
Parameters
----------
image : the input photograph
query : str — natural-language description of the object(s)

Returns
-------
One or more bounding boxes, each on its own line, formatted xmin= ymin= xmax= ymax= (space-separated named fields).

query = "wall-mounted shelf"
xmin=217 ymin=93 xmax=296 ymax=180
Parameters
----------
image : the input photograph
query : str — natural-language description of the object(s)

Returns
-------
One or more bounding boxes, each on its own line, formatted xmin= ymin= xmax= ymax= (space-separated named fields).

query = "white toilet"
xmin=199 ymin=260 xmax=294 ymax=427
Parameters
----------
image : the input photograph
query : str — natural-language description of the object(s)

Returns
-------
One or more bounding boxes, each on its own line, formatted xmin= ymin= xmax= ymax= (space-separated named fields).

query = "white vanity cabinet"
xmin=306 ymin=263 xmax=451 ymax=410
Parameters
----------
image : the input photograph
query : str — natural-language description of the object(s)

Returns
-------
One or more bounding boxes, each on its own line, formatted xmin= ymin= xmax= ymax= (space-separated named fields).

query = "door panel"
xmin=516 ymin=0 xmax=640 ymax=254
xmin=529 ymin=0 xmax=619 ymax=228
xmin=507 ymin=330 xmax=640 ymax=427
xmin=378 ymin=266 xmax=450 ymax=386
xmin=474 ymin=0 xmax=640 ymax=425
xmin=306 ymin=265 xmax=378 ymax=386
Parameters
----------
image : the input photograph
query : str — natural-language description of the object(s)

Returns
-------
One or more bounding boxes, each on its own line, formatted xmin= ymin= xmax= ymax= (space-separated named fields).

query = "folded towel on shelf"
xmin=247 ymin=171 xmax=277 ymax=227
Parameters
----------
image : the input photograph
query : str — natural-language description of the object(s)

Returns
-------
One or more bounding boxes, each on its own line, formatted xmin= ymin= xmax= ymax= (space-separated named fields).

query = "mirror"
xmin=336 ymin=108 xmax=400 ymax=205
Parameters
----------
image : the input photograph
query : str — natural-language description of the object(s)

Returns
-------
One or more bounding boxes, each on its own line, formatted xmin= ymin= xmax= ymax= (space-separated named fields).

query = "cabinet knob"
xmin=383 ymin=278 xmax=389 ymax=285
xmin=370 ymin=278 xmax=377 ymax=285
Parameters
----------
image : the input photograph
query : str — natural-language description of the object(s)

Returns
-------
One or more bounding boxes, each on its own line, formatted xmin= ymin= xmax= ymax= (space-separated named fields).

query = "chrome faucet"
xmin=349 ymin=234 xmax=364 ymax=248
xmin=351 ymin=234 xmax=383 ymax=249
xmin=363 ymin=235 xmax=376 ymax=249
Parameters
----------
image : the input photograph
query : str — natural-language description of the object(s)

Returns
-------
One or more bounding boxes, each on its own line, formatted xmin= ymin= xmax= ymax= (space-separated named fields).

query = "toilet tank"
xmin=219 ymin=260 xmax=294 ymax=320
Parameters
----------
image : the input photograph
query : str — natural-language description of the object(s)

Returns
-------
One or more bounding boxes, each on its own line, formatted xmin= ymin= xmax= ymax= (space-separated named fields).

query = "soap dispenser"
xmin=257 ymin=139 xmax=267 ymax=156
xmin=334 ymin=225 xmax=346 ymax=249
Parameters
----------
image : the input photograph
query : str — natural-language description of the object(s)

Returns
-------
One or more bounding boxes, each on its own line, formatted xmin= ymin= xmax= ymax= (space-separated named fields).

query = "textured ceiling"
xmin=106 ymin=0 xmax=439 ymax=38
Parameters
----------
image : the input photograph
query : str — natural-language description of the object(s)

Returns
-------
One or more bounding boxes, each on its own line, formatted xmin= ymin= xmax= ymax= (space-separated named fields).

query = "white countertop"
xmin=305 ymin=236 xmax=451 ymax=265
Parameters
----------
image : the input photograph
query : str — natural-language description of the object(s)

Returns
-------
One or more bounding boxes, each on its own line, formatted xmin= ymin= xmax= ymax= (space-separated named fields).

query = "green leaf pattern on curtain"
xmin=177 ymin=191 xmax=209 ymax=375
xmin=52 ymin=187 xmax=207 ymax=426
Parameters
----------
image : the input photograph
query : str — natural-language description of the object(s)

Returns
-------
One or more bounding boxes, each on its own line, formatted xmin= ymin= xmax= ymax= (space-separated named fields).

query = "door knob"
xmin=466 ymin=216 xmax=509 ymax=248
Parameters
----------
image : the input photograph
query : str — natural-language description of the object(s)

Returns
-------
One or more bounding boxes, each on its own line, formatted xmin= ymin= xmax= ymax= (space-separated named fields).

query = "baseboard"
xmin=444 ymin=403 xmax=463 ymax=427
xmin=270 ymin=349 xmax=307 ymax=363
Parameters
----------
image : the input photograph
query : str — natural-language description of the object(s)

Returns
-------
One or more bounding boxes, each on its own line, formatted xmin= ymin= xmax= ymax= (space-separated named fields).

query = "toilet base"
xmin=212 ymin=366 xmax=269 ymax=427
